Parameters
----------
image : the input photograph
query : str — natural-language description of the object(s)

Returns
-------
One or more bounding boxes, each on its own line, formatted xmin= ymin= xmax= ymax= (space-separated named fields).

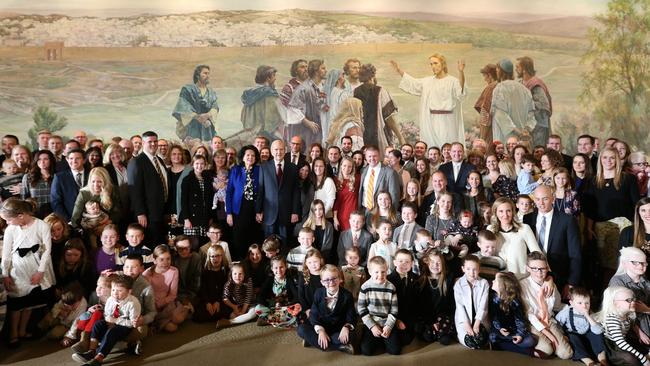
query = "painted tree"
xmin=28 ymin=105 xmax=68 ymax=150
xmin=580 ymin=0 xmax=650 ymax=149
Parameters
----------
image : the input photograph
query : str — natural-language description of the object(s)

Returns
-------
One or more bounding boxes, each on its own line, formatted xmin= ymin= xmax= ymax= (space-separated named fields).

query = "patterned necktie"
xmin=364 ymin=168 xmax=376 ymax=209
xmin=352 ymin=232 xmax=359 ymax=247
xmin=153 ymin=157 xmax=168 ymax=201
xmin=538 ymin=215 xmax=547 ymax=251
xmin=75 ymin=172 xmax=82 ymax=187
xmin=113 ymin=303 xmax=120 ymax=318
xmin=292 ymin=155 xmax=298 ymax=165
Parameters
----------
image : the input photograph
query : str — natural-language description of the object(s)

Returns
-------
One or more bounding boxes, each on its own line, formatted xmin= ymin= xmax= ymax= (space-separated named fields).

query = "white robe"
xmin=399 ymin=73 xmax=466 ymax=147
xmin=491 ymin=80 xmax=536 ymax=142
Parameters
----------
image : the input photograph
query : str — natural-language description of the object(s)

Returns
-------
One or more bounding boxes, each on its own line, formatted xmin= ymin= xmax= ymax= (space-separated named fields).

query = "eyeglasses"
xmin=176 ymin=246 xmax=190 ymax=251
xmin=630 ymin=260 xmax=648 ymax=267
xmin=528 ymin=266 xmax=548 ymax=272
xmin=615 ymin=298 xmax=636 ymax=304
xmin=633 ymin=162 xmax=649 ymax=167
xmin=321 ymin=278 xmax=339 ymax=284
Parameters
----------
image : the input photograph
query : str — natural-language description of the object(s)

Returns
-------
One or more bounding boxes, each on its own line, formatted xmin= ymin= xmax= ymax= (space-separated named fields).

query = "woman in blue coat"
xmin=226 ymin=145 xmax=262 ymax=261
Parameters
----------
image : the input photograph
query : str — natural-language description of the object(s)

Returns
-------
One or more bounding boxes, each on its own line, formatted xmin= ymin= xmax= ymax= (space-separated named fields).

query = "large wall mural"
xmin=1 ymin=0 xmax=646 ymax=151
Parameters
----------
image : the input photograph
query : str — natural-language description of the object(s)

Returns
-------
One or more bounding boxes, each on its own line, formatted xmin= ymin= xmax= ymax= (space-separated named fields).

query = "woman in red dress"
xmin=332 ymin=156 xmax=360 ymax=232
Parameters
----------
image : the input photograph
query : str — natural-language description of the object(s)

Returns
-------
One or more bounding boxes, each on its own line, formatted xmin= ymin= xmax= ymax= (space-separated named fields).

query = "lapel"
xmin=546 ymin=211 xmax=560 ymax=253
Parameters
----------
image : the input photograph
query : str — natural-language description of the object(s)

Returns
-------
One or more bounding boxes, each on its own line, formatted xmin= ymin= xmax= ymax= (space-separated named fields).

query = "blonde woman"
xmin=70 ymin=167 xmax=121 ymax=232
xmin=332 ymin=157 xmax=359 ymax=231
xmin=584 ymin=146 xmax=640 ymax=280
xmin=488 ymin=197 xmax=540 ymax=277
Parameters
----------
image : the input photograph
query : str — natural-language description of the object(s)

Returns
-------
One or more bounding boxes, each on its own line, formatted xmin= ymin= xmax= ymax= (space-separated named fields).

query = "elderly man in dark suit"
xmin=523 ymin=185 xmax=582 ymax=299
xmin=357 ymin=145 xmax=400 ymax=212
xmin=256 ymin=139 xmax=301 ymax=247
xmin=51 ymin=148 xmax=88 ymax=221
xmin=127 ymin=131 xmax=169 ymax=248
xmin=438 ymin=142 xmax=475 ymax=194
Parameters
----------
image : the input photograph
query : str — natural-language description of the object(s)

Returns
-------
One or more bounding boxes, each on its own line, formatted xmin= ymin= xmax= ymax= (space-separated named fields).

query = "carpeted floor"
xmin=1 ymin=321 xmax=576 ymax=366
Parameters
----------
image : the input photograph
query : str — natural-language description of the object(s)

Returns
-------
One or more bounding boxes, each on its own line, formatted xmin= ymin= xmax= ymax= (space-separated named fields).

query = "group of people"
xmin=174 ymin=54 xmax=551 ymax=164
xmin=0 ymin=55 xmax=648 ymax=365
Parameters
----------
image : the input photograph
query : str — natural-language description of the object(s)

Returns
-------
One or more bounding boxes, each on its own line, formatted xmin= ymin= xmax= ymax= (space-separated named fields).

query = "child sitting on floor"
xmin=72 ymin=274 xmax=140 ymax=366
xmin=297 ymin=264 xmax=356 ymax=354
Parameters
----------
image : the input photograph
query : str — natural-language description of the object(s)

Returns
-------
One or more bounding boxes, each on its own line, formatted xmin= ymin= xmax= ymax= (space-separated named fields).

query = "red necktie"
xmin=113 ymin=304 xmax=120 ymax=318
xmin=276 ymin=163 xmax=283 ymax=185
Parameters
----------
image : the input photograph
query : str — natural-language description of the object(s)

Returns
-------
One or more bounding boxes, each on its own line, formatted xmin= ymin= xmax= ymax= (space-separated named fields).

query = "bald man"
xmin=523 ymin=185 xmax=581 ymax=299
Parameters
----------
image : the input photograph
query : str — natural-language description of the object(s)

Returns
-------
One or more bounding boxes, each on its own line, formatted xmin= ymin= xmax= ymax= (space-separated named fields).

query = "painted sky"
xmin=0 ymin=0 xmax=608 ymax=16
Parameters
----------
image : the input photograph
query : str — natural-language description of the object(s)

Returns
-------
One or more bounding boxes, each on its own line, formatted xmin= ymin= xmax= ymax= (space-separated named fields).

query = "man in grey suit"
xmin=256 ymin=139 xmax=301 ymax=247
xmin=337 ymin=210 xmax=374 ymax=266
xmin=358 ymin=145 xmax=401 ymax=212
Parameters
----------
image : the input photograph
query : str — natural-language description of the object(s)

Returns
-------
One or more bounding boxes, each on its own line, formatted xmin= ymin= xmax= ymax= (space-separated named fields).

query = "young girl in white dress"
xmin=1 ymin=198 xmax=55 ymax=348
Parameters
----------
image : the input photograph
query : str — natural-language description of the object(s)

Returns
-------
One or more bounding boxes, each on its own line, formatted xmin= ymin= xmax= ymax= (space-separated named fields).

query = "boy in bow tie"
xmin=297 ymin=264 xmax=356 ymax=354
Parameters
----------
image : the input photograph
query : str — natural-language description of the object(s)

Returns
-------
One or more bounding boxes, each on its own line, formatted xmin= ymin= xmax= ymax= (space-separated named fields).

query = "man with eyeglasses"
xmin=520 ymin=251 xmax=573 ymax=360
xmin=73 ymin=130 xmax=88 ymax=150
xmin=609 ymin=247 xmax=650 ymax=339
xmin=628 ymin=151 xmax=649 ymax=197
xmin=284 ymin=135 xmax=306 ymax=166
xmin=524 ymin=185 xmax=581 ymax=300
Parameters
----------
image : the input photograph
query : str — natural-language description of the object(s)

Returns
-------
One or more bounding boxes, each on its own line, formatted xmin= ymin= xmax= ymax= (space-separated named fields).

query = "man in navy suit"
xmin=438 ymin=142 xmax=475 ymax=194
xmin=51 ymin=148 xmax=88 ymax=221
xmin=127 ymin=131 xmax=169 ymax=248
xmin=256 ymin=139 xmax=301 ymax=246
xmin=523 ymin=185 xmax=581 ymax=299
xmin=297 ymin=265 xmax=357 ymax=354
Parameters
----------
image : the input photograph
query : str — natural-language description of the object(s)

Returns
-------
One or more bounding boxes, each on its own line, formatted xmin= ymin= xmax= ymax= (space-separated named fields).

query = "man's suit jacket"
xmin=337 ymin=229 xmax=374 ymax=267
xmin=438 ymin=161 xmax=476 ymax=194
xmin=523 ymin=210 xmax=582 ymax=287
xmin=308 ymin=286 xmax=357 ymax=333
xmin=127 ymin=153 xmax=168 ymax=222
xmin=561 ymin=153 xmax=573 ymax=170
xmin=392 ymin=222 xmax=424 ymax=250
xmin=284 ymin=152 xmax=307 ymax=167
xmin=256 ymin=160 xmax=301 ymax=226
xmin=357 ymin=164 xmax=401 ymax=210
xmin=50 ymin=168 xmax=89 ymax=221
xmin=326 ymin=161 xmax=341 ymax=178
xmin=402 ymin=160 xmax=417 ymax=178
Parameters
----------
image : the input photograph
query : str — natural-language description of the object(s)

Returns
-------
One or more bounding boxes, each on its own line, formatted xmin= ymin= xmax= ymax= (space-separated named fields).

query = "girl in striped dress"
xmin=600 ymin=286 xmax=650 ymax=365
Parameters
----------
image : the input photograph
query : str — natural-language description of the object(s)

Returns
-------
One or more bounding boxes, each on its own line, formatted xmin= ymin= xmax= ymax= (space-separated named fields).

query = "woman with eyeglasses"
xmin=609 ymin=247 xmax=650 ymax=340
xmin=620 ymin=198 xmax=650 ymax=275
xmin=600 ymin=286 xmax=649 ymax=366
